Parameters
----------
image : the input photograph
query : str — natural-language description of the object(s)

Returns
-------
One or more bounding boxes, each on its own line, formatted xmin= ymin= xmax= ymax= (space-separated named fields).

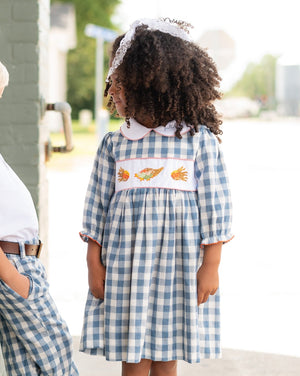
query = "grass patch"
xmin=47 ymin=118 xmax=123 ymax=169
xmin=68 ymin=119 xmax=123 ymax=134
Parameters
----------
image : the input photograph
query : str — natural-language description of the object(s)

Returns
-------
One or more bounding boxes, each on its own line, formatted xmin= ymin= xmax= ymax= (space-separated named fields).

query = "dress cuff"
xmin=79 ymin=232 xmax=102 ymax=247
xmin=200 ymin=232 xmax=234 ymax=248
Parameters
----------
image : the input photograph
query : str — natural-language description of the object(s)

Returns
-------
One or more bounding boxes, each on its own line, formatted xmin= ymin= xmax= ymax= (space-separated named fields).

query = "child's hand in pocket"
xmin=196 ymin=263 xmax=219 ymax=305
xmin=88 ymin=261 xmax=106 ymax=299
xmin=0 ymin=248 xmax=31 ymax=299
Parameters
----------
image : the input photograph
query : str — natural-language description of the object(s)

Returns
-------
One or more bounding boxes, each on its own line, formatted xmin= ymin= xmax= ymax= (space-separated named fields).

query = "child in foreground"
xmin=0 ymin=61 xmax=78 ymax=376
xmin=80 ymin=18 xmax=233 ymax=376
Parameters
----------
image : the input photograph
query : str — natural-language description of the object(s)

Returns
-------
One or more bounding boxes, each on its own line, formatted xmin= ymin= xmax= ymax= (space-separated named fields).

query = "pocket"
xmin=89 ymin=290 xmax=104 ymax=304
xmin=0 ymin=256 xmax=46 ymax=302
xmin=22 ymin=273 xmax=33 ymax=297
xmin=0 ymin=274 xmax=32 ymax=300
xmin=0 ymin=254 xmax=33 ymax=300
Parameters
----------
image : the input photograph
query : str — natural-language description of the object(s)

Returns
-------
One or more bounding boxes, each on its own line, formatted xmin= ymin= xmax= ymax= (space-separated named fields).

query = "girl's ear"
xmin=125 ymin=117 xmax=131 ymax=128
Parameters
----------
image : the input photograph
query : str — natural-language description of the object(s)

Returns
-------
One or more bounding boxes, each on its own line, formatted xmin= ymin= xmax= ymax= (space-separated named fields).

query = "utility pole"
xmin=85 ymin=24 xmax=117 ymax=140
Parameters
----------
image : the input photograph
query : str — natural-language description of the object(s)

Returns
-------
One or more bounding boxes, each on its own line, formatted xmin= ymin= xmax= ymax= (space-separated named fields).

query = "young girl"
xmin=80 ymin=18 xmax=233 ymax=376
xmin=0 ymin=61 xmax=78 ymax=376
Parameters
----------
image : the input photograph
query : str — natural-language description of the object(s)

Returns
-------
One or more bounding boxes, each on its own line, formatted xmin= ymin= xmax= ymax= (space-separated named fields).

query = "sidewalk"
xmin=2 ymin=340 xmax=300 ymax=376
xmin=72 ymin=336 xmax=300 ymax=376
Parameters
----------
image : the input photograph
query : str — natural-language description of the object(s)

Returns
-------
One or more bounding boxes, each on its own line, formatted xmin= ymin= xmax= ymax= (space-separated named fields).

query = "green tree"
xmin=227 ymin=54 xmax=278 ymax=109
xmin=51 ymin=0 xmax=120 ymax=118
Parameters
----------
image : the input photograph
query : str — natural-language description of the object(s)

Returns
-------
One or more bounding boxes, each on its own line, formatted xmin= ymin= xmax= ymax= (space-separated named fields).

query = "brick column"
xmin=0 ymin=0 xmax=50 ymax=373
xmin=0 ymin=0 xmax=50 ymax=265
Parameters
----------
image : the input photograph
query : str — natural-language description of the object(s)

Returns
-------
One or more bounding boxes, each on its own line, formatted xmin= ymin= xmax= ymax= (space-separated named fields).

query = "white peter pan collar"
xmin=120 ymin=118 xmax=191 ymax=140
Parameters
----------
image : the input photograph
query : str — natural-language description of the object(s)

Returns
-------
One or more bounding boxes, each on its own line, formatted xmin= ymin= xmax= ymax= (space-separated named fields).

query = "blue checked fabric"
xmin=80 ymin=124 xmax=233 ymax=363
xmin=0 ymin=249 xmax=78 ymax=376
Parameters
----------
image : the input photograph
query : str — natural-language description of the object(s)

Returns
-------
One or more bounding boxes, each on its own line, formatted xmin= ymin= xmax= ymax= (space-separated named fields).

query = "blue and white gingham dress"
xmin=80 ymin=120 xmax=233 ymax=363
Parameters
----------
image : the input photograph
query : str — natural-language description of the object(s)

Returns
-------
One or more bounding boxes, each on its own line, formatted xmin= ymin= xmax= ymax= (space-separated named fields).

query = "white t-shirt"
xmin=0 ymin=153 xmax=39 ymax=242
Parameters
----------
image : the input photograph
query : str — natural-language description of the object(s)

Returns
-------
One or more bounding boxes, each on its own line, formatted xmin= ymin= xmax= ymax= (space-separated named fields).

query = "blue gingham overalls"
xmin=0 ymin=154 xmax=78 ymax=376
xmin=80 ymin=121 xmax=233 ymax=363
xmin=0 ymin=248 xmax=78 ymax=375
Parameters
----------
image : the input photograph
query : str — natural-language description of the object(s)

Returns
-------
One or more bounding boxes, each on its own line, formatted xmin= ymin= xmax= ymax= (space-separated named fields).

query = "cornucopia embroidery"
xmin=117 ymin=166 xmax=189 ymax=182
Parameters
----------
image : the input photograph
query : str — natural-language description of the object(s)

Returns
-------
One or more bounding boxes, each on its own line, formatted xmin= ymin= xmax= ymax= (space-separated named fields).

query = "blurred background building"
xmin=276 ymin=56 xmax=300 ymax=116
xmin=46 ymin=2 xmax=76 ymax=132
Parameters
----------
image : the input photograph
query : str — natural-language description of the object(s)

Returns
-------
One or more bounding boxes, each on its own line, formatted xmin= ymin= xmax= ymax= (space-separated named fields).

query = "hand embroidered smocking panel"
xmin=115 ymin=158 xmax=197 ymax=192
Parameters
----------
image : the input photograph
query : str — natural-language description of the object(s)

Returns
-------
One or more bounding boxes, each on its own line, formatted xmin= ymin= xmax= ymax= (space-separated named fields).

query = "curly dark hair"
xmin=105 ymin=19 xmax=223 ymax=140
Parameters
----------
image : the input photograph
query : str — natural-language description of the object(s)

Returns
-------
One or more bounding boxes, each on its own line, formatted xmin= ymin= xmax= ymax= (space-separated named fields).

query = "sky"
xmin=112 ymin=0 xmax=300 ymax=90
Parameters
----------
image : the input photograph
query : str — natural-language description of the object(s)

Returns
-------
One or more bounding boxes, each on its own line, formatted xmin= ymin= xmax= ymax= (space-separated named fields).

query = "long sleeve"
xmin=195 ymin=127 xmax=233 ymax=247
xmin=80 ymin=133 xmax=115 ymax=246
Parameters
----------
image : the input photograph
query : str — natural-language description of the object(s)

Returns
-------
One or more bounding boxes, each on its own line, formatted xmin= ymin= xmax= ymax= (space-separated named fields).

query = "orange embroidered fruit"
xmin=171 ymin=167 xmax=188 ymax=181
xmin=118 ymin=167 xmax=130 ymax=182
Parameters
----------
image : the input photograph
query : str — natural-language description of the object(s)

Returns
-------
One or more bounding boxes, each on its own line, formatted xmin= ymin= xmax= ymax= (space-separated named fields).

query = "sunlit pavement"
xmin=71 ymin=336 xmax=300 ymax=376
xmin=47 ymin=118 xmax=300 ymax=375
